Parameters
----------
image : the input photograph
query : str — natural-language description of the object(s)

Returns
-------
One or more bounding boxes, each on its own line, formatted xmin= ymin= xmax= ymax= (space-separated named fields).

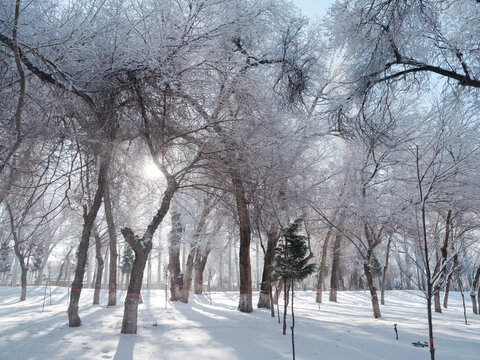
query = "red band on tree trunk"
xmin=71 ymin=289 xmax=82 ymax=292
xmin=127 ymin=293 xmax=140 ymax=296
xmin=430 ymin=337 xmax=434 ymax=345
xmin=240 ymin=289 xmax=252 ymax=293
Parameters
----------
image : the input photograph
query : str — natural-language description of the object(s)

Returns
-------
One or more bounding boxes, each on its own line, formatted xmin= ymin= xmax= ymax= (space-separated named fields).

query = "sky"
xmin=293 ymin=0 xmax=336 ymax=19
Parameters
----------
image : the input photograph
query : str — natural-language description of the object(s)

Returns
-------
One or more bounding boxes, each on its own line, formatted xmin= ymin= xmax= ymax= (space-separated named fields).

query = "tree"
xmin=120 ymin=244 xmax=134 ymax=284
xmin=168 ymin=207 xmax=183 ymax=302
xmin=104 ymin=182 xmax=118 ymax=306
xmin=273 ymin=219 xmax=316 ymax=360
xmin=393 ymin=107 xmax=480 ymax=360
xmin=0 ymin=240 xmax=12 ymax=278
xmin=325 ymin=0 xmax=480 ymax=138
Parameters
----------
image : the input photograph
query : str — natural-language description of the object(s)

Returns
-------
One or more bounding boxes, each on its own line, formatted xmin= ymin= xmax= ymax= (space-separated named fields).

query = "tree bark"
xmin=283 ymin=280 xmax=288 ymax=335
xmin=19 ymin=263 xmax=27 ymax=301
xmin=329 ymin=231 xmax=343 ymax=302
xmin=290 ymin=278 xmax=296 ymax=360
xmin=433 ymin=290 xmax=442 ymax=313
xmin=181 ymin=197 xmax=213 ymax=302
xmin=180 ymin=246 xmax=196 ymax=303
xmin=443 ymin=280 xmax=451 ymax=309
xmin=381 ymin=236 xmax=392 ymax=305
xmin=472 ymin=267 xmax=480 ymax=314
xmin=274 ymin=279 xmax=284 ymax=305
xmin=68 ymin=152 xmax=110 ymax=327
xmin=433 ymin=210 xmax=452 ymax=313
xmin=457 ymin=274 xmax=468 ymax=325
xmin=93 ymin=229 xmax=104 ymax=305
xmin=316 ymin=229 xmax=331 ymax=303
xmin=194 ymin=248 xmax=210 ymax=294
xmin=104 ymin=183 xmax=118 ymax=306
xmin=7 ymin=203 xmax=28 ymax=301
xmin=120 ymin=228 xmax=152 ymax=334
xmin=168 ymin=209 xmax=183 ymax=301
xmin=364 ymin=262 xmax=381 ymax=318
xmin=258 ymin=229 xmax=280 ymax=309
xmin=233 ymin=177 xmax=253 ymax=313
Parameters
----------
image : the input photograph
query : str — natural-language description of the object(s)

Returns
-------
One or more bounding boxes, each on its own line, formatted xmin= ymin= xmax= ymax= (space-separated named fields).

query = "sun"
xmin=144 ymin=161 xmax=163 ymax=179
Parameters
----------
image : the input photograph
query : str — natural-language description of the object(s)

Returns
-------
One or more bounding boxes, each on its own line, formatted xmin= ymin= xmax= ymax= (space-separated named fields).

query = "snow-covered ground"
xmin=0 ymin=286 xmax=478 ymax=360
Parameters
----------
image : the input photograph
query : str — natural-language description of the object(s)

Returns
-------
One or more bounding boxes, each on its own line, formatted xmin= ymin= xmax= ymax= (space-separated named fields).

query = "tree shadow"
xmin=113 ymin=333 xmax=136 ymax=360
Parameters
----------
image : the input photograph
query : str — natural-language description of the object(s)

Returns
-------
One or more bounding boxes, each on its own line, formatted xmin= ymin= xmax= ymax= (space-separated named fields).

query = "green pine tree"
xmin=0 ymin=241 xmax=11 ymax=273
xmin=120 ymin=244 xmax=134 ymax=274
xmin=31 ymin=246 xmax=44 ymax=271
xmin=272 ymin=219 xmax=316 ymax=360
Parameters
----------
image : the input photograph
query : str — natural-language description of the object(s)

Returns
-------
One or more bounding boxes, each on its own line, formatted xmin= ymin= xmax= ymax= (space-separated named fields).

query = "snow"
xmin=0 ymin=287 xmax=479 ymax=360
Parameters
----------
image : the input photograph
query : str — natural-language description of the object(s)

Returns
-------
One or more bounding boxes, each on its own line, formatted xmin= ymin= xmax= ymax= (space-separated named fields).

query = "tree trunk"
xmin=433 ymin=210 xmax=451 ymax=313
xmin=432 ymin=288 xmax=442 ymax=313
xmin=316 ymin=229 xmax=331 ymax=303
xmin=120 ymin=228 xmax=152 ymax=334
xmin=417 ymin=186 xmax=435 ymax=360
xmin=274 ymin=279 xmax=283 ymax=305
xmin=258 ymin=229 xmax=280 ymax=309
xmin=471 ymin=267 xmax=480 ymax=314
xmin=228 ymin=241 xmax=233 ymax=291
xmin=20 ymin=263 xmax=27 ymax=301
xmin=443 ymin=281 xmax=450 ymax=309
xmin=35 ymin=244 xmax=54 ymax=285
xmin=104 ymin=183 xmax=118 ymax=307
xmin=329 ymin=231 xmax=342 ymax=302
xmin=56 ymin=246 xmax=74 ymax=286
xmin=457 ymin=274 xmax=468 ymax=325
xmin=168 ymin=209 xmax=183 ymax=301
xmin=194 ymin=248 xmax=210 ymax=294
xmin=183 ymin=198 xmax=214 ymax=299
xmin=119 ymin=168 xmax=178 ymax=334
xmin=93 ymin=229 xmax=104 ymax=305
xmin=283 ymin=280 xmax=288 ymax=335
xmin=381 ymin=236 xmax=392 ymax=305
xmin=180 ymin=246 xmax=196 ymax=303
xmin=233 ymin=178 xmax=253 ymax=313
xmin=68 ymin=152 xmax=110 ymax=327
xmin=363 ymin=262 xmax=381 ymax=318
xmin=290 ymin=279 xmax=295 ymax=360
xmin=56 ymin=261 xmax=65 ymax=286
xmin=7 ymin=202 xmax=28 ymax=301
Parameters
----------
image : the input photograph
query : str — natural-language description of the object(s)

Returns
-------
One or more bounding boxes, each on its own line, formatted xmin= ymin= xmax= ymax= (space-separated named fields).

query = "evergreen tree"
xmin=272 ymin=219 xmax=316 ymax=360
xmin=120 ymin=244 xmax=134 ymax=275
xmin=31 ymin=246 xmax=44 ymax=271
xmin=0 ymin=241 xmax=12 ymax=274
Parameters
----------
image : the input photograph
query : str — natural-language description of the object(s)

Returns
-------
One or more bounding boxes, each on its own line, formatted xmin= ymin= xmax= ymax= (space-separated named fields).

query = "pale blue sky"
xmin=293 ymin=0 xmax=336 ymax=19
